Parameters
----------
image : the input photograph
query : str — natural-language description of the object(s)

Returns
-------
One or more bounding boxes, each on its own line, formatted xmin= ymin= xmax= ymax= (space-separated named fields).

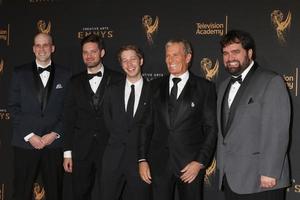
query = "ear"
xmin=100 ymin=49 xmax=105 ymax=58
xmin=51 ymin=45 xmax=55 ymax=53
xmin=140 ymin=58 xmax=144 ymax=66
xmin=248 ymin=49 xmax=253 ymax=60
xmin=185 ymin=53 xmax=192 ymax=64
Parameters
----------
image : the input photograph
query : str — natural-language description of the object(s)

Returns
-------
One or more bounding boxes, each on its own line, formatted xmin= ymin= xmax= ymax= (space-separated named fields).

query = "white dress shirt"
xmin=228 ymin=61 xmax=254 ymax=108
xmin=64 ymin=65 xmax=105 ymax=158
xmin=124 ymin=78 xmax=143 ymax=116
xmin=24 ymin=61 xmax=52 ymax=142
xmin=88 ymin=65 xmax=104 ymax=93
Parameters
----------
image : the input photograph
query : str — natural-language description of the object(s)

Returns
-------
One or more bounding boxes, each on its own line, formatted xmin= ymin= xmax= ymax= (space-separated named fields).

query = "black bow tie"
xmin=87 ymin=71 xmax=102 ymax=80
xmin=230 ymin=75 xmax=242 ymax=84
xmin=37 ymin=65 xmax=51 ymax=74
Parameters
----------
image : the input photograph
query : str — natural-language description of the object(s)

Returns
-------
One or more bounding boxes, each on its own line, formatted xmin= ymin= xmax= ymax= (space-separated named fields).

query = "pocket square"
xmin=55 ymin=83 xmax=63 ymax=89
xmin=248 ymin=97 xmax=254 ymax=104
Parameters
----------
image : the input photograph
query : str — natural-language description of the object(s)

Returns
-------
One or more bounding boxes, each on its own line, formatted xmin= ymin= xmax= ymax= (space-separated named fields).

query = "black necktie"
xmin=170 ymin=77 xmax=181 ymax=100
xmin=37 ymin=65 xmax=51 ymax=74
xmin=87 ymin=71 xmax=102 ymax=80
xmin=127 ymin=84 xmax=135 ymax=119
xmin=230 ymin=75 xmax=242 ymax=84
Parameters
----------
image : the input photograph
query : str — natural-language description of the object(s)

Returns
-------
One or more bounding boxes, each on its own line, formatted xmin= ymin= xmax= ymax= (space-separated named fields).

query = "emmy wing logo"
xmin=204 ymin=158 xmax=216 ymax=185
xmin=0 ymin=59 xmax=3 ymax=75
xmin=271 ymin=10 xmax=292 ymax=45
xmin=142 ymin=15 xmax=159 ymax=45
xmin=33 ymin=183 xmax=45 ymax=200
xmin=200 ymin=58 xmax=219 ymax=80
xmin=37 ymin=20 xmax=51 ymax=34
xmin=0 ymin=24 xmax=10 ymax=46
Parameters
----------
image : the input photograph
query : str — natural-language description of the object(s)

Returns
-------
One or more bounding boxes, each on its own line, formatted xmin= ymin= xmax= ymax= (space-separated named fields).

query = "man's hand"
xmin=260 ymin=175 xmax=276 ymax=188
xmin=180 ymin=161 xmax=204 ymax=183
xmin=63 ymin=158 xmax=73 ymax=173
xmin=41 ymin=132 xmax=58 ymax=146
xmin=28 ymin=135 xmax=45 ymax=149
xmin=139 ymin=161 xmax=152 ymax=184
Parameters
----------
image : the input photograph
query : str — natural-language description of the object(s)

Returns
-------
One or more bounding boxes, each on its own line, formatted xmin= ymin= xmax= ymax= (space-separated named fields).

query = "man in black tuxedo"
xmin=63 ymin=34 xmax=122 ymax=200
xmin=100 ymin=44 xmax=151 ymax=200
xmin=8 ymin=33 xmax=70 ymax=200
xmin=139 ymin=39 xmax=218 ymax=200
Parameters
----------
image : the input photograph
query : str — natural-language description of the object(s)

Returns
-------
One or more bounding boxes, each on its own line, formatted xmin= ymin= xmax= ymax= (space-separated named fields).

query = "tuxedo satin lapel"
xmin=161 ymin=77 xmax=171 ymax=128
xmin=173 ymin=77 xmax=192 ymax=125
xmin=133 ymin=80 xmax=148 ymax=123
xmin=42 ymin=65 xmax=55 ymax=112
xmin=97 ymin=71 xmax=111 ymax=108
xmin=82 ymin=74 xmax=95 ymax=112
xmin=31 ymin=63 xmax=43 ymax=105
xmin=219 ymin=78 xmax=231 ymax=136
xmin=225 ymin=64 xmax=258 ymax=134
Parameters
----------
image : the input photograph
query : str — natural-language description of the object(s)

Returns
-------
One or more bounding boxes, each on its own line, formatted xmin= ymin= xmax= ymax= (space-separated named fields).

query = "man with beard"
xmin=216 ymin=30 xmax=291 ymax=200
xmin=63 ymin=34 xmax=122 ymax=200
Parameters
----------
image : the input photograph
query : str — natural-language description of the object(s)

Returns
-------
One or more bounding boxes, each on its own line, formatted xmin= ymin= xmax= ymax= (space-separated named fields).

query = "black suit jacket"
xmin=139 ymin=72 xmax=218 ymax=176
xmin=8 ymin=61 xmax=71 ymax=149
xmin=63 ymin=68 xmax=122 ymax=160
xmin=102 ymin=78 xmax=151 ymax=169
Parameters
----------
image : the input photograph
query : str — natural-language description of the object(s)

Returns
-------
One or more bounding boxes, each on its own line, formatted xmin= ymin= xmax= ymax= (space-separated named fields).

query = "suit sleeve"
xmin=259 ymin=75 xmax=290 ymax=178
xmin=196 ymin=82 xmax=218 ymax=167
xmin=138 ymin=84 xmax=154 ymax=161
xmin=8 ymin=67 xmax=23 ymax=135
xmin=62 ymin=79 xmax=78 ymax=151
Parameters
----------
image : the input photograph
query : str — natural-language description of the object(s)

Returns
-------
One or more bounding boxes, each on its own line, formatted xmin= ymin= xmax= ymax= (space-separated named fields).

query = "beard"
xmin=225 ymin=58 xmax=251 ymax=76
xmin=85 ymin=60 xmax=101 ymax=69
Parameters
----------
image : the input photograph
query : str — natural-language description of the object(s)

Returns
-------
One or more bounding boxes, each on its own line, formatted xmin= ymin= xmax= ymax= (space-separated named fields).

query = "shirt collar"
xmin=169 ymin=70 xmax=189 ymax=83
xmin=87 ymin=63 xmax=104 ymax=75
xmin=36 ymin=60 xmax=51 ymax=69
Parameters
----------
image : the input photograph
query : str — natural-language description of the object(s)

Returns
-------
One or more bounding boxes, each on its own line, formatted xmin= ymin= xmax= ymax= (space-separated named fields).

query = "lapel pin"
xmin=191 ymin=102 xmax=195 ymax=107
xmin=56 ymin=84 xmax=63 ymax=89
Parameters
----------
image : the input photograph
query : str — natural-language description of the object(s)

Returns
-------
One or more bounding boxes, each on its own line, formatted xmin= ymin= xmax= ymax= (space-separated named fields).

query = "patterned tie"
xmin=127 ymin=84 xmax=135 ymax=119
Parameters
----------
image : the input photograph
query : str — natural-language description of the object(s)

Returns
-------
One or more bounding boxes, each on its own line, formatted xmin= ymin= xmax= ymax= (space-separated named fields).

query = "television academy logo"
xmin=271 ymin=10 xmax=292 ymax=45
xmin=142 ymin=15 xmax=159 ymax=45
xmin=200 ymin=58 xmax=219 ymax=81
xmin=37 ymin=20 xmax=51 ymax=34
xmin=0 ymin=24 xmax=10 ymax=46
xmin=196 ymin=16 xmax=228 ymax=36
xmin=283 ymin=67 xmax=298 ymax=97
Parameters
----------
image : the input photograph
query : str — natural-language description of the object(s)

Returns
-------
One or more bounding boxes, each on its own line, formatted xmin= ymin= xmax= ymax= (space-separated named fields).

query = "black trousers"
xmin=13 ymin=147 xmax=63 ymax=200
xmin=223 ymin=175 xmax=285 ymax=200
xmin=152 ymin=165 xmax=204 ymax=200
xmin=99 ymin=146 xmax=151 ymax=200
xmin=72 ymin=141 xmax=104 ymax=200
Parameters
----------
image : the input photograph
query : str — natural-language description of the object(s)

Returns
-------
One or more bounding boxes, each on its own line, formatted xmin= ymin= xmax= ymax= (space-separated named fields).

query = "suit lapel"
xmin=82 ymin=73 xmax=96 ymax=112
xmin=132 ymin=79 xmax=149 ymax=123
xmin=160 ymin=77 xmax=171 ymax=128
xmin=224 ymin=64 xmax=258 ymax=135
xmin=172 ymin=75 xmax=193 ymax=126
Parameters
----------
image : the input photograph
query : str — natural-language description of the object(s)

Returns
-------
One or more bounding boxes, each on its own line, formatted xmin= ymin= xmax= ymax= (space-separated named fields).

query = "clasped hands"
xmin=28 ymin=132 xmax=58 ymax=149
